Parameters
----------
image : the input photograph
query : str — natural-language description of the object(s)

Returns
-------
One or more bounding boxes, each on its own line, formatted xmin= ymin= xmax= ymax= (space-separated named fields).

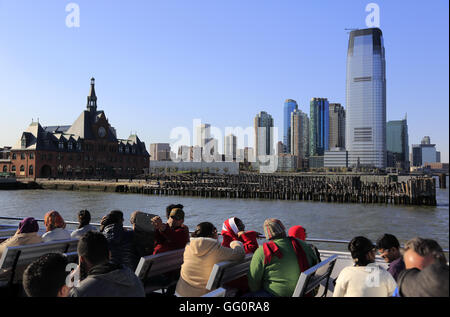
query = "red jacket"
xmin=153 ymin=224 xmax=190 ymax=254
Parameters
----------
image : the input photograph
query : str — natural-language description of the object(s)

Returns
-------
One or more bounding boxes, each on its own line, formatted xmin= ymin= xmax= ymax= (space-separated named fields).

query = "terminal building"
xmin=1 ymin=78 xmax=149 ymax=179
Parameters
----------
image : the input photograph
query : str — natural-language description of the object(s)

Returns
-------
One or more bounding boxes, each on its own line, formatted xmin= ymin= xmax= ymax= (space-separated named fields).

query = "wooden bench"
xmin=0 ymin=238 xmax=79 ymax=288
xmin=134 ymin=248 xmax=185 ymax=294
xmin=205 ymin=253 xmax=253 ymax=293
xmin=292 ymin=254 xmax=338 ymax=297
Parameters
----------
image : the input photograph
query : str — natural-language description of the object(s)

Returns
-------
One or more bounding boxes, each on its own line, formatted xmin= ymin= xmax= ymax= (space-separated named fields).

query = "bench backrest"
xmin=292 ymin=254 xmax=338 ymax=297
xmin=201 ymin=287 xmax=227 ymax=297
xmin=135 ymin=248 xmax=185 ymax=282
xmin=206 ymin=253 xmax=253 ymax=291
xmin=63 ymin=251 xmax=79 ymax=264
xmin=0 ymin=238 xmax=79 ymax=284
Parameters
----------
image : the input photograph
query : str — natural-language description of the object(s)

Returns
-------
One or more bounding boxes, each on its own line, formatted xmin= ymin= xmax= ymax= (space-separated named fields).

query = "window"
xmin=20 ymin=165 xmax=25 ymax=172
xmin=12 ymin=153 xmax=16 ymax=160
xmin=125 ymin=147 xmax=129 ymax=154
xmin=68 ymin=142 xmax=73 ymax=150
xmin=21 ymin=153 xmax=25 ymax=160
xmin=29 ymin=165 xmax=33 ymax=175
xmin=12 ymin=166 xmax=16 ymax=172
xmin=132 ymin=147 xmax=136 ymax=154
xmin=2 ymin=166 xmax=7 ymax=172
xmin=59 ymin=142 xmax=64 ymax=150
xmin=77 ymin=143 xmax=82 ymax=151
xmin=29 ymin=153 xmax=34 ymax=159
xmin=119 ymin=146 xmax=123 ymax=153
xmin=21 ymin=138 xmax=26 ymax=148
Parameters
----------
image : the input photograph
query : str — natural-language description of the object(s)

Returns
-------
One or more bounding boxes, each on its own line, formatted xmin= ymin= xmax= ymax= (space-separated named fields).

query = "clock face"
xmin=98 ymin=126 xmax=106 ymax=138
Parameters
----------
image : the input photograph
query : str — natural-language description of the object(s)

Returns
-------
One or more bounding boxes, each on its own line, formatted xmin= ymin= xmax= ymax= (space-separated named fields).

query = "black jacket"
xmin=103 ymin=224 xmax=140 ymax=271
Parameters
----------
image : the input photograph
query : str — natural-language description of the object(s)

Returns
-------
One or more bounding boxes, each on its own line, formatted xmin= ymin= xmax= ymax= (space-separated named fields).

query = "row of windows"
xmin=4 ymin=165 xmax=34 ymax=175
xmin=11 ymin=153 xmax=34 ymax=160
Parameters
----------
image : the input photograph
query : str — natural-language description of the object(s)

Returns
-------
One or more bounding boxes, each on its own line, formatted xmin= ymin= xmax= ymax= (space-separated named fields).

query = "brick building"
xmin=1 ymin=78 xmax=149 ymax=179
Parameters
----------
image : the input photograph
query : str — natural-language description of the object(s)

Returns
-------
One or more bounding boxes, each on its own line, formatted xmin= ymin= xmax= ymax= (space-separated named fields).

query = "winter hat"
xmin=288 ymin=225 xmax=306 ymax=241
xmin=18 ymin=217 xmax=39 ymax=234
xmin=222 ymin=217 xmax=239 ymax=238
xmin=263 ymin=218 xmax=286 ymax=240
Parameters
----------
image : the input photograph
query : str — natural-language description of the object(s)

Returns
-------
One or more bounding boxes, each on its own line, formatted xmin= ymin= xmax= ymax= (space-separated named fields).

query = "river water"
xmin=0 ymin=177 xmax=448 ymax=252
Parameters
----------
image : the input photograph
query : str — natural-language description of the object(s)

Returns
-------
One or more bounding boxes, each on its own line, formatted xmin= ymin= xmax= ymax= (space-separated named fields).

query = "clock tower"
xmin=87 ymin=77 xmax=97 ymax=113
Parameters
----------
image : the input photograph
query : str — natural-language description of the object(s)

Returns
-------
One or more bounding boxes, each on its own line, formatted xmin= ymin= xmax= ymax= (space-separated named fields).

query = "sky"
xmin=0 ymin=0 xmax=448 ymax=161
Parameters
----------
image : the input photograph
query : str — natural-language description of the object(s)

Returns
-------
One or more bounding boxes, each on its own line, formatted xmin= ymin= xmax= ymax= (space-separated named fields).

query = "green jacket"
xmin=248 ymin=237 xmax=319 ymax=297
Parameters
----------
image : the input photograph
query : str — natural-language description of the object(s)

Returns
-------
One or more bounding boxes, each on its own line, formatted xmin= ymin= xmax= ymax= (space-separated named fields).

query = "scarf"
xmin=263 ymin=237 xmax=310 ymax=273
xmin=18 ymin=217 xmax=39 ymax=234
xmin=221 ymin=217 xmax=239 ymax=239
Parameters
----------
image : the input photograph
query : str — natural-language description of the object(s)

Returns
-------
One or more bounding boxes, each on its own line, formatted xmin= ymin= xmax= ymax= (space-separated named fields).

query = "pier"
xmin=31 ymin=173 xmax=438 ymax=206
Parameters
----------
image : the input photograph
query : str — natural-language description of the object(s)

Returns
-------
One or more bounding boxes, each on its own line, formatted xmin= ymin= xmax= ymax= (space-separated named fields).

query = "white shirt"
xmin=70 ymin=224 xmax=98 ymax=239
xmin=333 ymin=264 xmax=397 ymax=297
xmin=42 ymin=228 xmax=72 ymax=242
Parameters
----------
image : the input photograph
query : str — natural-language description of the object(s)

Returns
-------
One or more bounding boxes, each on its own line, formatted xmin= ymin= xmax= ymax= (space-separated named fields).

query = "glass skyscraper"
xmin=283 ymin=99 xmax=298 ymax=154
xmin=386 ymin=118 xmax=409 ymax=170
xmin=346 ymin=28 xmax=386 ymax=168
xmin=310 ymin=98 xmax=329 ymax=157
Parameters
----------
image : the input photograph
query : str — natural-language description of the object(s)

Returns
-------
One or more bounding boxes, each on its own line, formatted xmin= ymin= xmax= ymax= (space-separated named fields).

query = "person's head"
xmin=77 ymin=209 xmax=91 ymax=229
xmin=17 ymin=217 xmax=39 ymax=234
xmin=263 ymin=218 xmax=286 ymax=240
xmin=100 ymin=210 xmax=124 ymax=231
xmin=166 ymin=204 xmax=184 ymax=219
xmin=192 ymin=222 xmax=218 ymax=239
xmin=403 ymin=237 xmax=447 ymax=270
xmin=77 ymin=231 xmax=110 ymax=271
xmin=288 ymin=225 xmax=306 ymax=241
xmin=23 ymin=253 xmax=69 ymax=297
xmin=130 ymin=210 xmax=143 ymax=229
xmin=167 ymin=208 xmax=185 ymax=228
xmin=348 ymin=236 xmax=376 ymax=266
xmin=397 ymin=262 xmax=449 ymax=297
xmin=44 ymin=210 xmax=66 ymax=232
xmin=234 ymin=218 xmax=245 ymax=232
xmin=376 ymin=233 xmax=402 ymax=263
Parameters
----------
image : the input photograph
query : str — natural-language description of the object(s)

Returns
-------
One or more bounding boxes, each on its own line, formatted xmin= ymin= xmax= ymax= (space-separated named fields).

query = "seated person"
xmin=42 ymin=211 xmax=71 ymax=242
xmin=23 ymin=253 xmax=70 ymax=297
xmin=288 ymin=225 xmax=321 ymax=262
xmin=100 ymin=210 xmax=140 ymax=271
xmin=70 ymin=210 xmax=98 ymax=239
xmin=0 ymin=217 xmax=43 ymax=258
xmin=165 ymin=204 xmax=184 ymax=219
xmin=333 ymin=236 xmax=397 ymax=297
xmin=151 ymin=208 xmax=189 ymax=254
xmin=221 ymin=217 xmax=259 ymax=254
xmin=175 ymin=222 xmax=245 ymax=297
xmin=69 ymin=231 xmax=145 ymax=297
xmin=376 ymin=233 xmax=405 ymax=281
xmin=130 ymin=210 xmax=156 ymax=257
xmin=247 ymin=218 xmax=319 ymax=297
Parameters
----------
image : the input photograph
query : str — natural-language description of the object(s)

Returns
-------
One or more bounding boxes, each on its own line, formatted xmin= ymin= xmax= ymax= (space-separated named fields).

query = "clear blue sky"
xmin=0 ymin=0 xmax=448 ymax=161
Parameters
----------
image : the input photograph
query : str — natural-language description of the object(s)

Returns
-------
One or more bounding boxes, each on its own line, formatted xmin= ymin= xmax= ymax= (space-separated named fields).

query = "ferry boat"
xmin=0 ymin=216 xmax=448 ymax=297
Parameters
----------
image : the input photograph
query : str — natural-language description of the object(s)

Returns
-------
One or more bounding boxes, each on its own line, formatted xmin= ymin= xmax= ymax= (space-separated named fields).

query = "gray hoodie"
xmin=70 ymin=262 xmax=145 ymax=297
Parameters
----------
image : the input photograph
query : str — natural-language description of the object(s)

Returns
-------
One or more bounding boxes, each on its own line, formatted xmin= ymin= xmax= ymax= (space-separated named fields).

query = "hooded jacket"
xmin=69 ymin=262 xmax=145 ymax=297
xmin=103 ymin=224 xmax=140 ymax=271
xmin=221 ymin=218 xmax=258 ymax=254
xmin=175 ymin=237 xmax=245 ymax=297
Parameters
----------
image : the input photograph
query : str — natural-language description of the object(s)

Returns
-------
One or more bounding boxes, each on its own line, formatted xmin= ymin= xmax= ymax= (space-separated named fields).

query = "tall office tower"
xmin=277 ymin=141 xmax=284 ymax=155
xmin=291 ymin=109 xmax=309 ymax=161
xmin=150 ymin=143 xmax=171 ymax=161
xmin=386 ymin=118 xmax=409 ymax=170
xmin=346 ymin=28 xmax=386 ymax=168
xmin=283 ymin=99 xmax=298 ymax=153
xmin=329 ymin=103 xmax=346 ymax=149
xmin=224 ymin=134 xmax=237 ymax=161
xmin=254 ymin=111 xmax=274 ymax=157
xmin=310 ymin=98 xmax=329 ymax=156
xmin=196 ymin=123 xmax=211 ymax=148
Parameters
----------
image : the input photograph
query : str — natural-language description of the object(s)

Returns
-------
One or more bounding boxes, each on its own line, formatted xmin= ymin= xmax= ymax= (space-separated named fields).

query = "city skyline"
xmin=0 ymin=1 xmax=448 ymax=162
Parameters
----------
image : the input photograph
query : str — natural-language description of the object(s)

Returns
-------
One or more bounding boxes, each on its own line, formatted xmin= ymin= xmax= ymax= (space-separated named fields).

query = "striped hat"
xmin=263 ymin=218 xmax=286 ymax=240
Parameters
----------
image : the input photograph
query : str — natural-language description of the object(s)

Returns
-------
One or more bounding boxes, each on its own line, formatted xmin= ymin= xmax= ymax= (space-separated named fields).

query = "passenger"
xmin=165 ymin=204 xmax=184 ymax=219
xmin=22 ymin=253 xmax=70 ymax=297
xmin=151 ymin=207 xmax=189 ymax=255
xmin=175 ymin=222 xmax=245 ymax=297
xmin=42 ymin=211 xmax=71 ymax=242
xmin=247 ymin=218 xmax=319 ymax=297
xmin=333 ymin=236 xmax=397 ymax=297
xmin=70 ymin=210 xmax=98 ymax=239
xmin=69 ymin=231 xmax=145 ymax=297
xmin=394 ymin=237 xmax=448 ymax=297
xmin=376 ymin=233 xmax=405 ymax=281
xmin=0 ymin=217 xmax=43 ymax=259
xmin=130 ymin=210 xmax=155 ymax=256
xmin=288 ymin=225 xmax=321 ymax=262
xmin=100 ymin=210 xmax=140 ymax=271
xmin=221 ymin=217 xmax=259 ymax=254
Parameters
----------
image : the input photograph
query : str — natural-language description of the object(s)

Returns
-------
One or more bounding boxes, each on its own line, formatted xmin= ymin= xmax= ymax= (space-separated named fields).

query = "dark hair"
xmin=100 ymin=210 xmax=124 ymax=232
xmin=348 ymin=236 xmax=375 ymax=266
xmin=166 ymin=204 xmax=184 ymax=219
xmin=234 ymin=217 xmax=245 ymax=232
xmin=191 ymin=222 xmax=217 ymax=238
xmin=376 ymin=233 xmax=400 ymax=250
xmin=77 ymin=231 xmax=109 ymax=266
xmin=77 ymin=210 xmax=91 ymax=229
xmin=23 ymin=253 xmax=68 ymax=297
xmin=404 ymin=237 xmax=447 ymax=266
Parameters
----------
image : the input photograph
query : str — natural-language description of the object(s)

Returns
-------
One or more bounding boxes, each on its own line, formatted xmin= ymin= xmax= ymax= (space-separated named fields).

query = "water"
xmin=0 ymin=177 xmax=448 ymax=252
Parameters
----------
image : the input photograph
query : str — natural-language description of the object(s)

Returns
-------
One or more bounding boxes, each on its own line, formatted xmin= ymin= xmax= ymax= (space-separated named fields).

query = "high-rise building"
xmin=196 ymin=123 xmax=211 ymax=148
xmin=291 ymin=109 xmax=309 ymax=166
xmin=411 ymin=137 xmax=438 ymax=167
xmin=283 ymin=99 xmax=298 ymax=153
xmin=254 ymin=111 xmax=274 ymax=157
xmin=310 ymin=98 xmax=329 ymax=157
xmin=386 ymin=118 xmax=409 ymax=170
xmin=421 ymin=136 xmax=431 ymax=145
xmin=328 ymin=103 xmax=345 ymax=149
xmin=276 ymin=141 xmax=284 ymax=156
xmin=150 ymin=143 xmax=171 ymax=161
xmin=346 ymin=28 xmax=386 ymax=168
xmin=224 ymin=134 xmax=237 ymax=162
